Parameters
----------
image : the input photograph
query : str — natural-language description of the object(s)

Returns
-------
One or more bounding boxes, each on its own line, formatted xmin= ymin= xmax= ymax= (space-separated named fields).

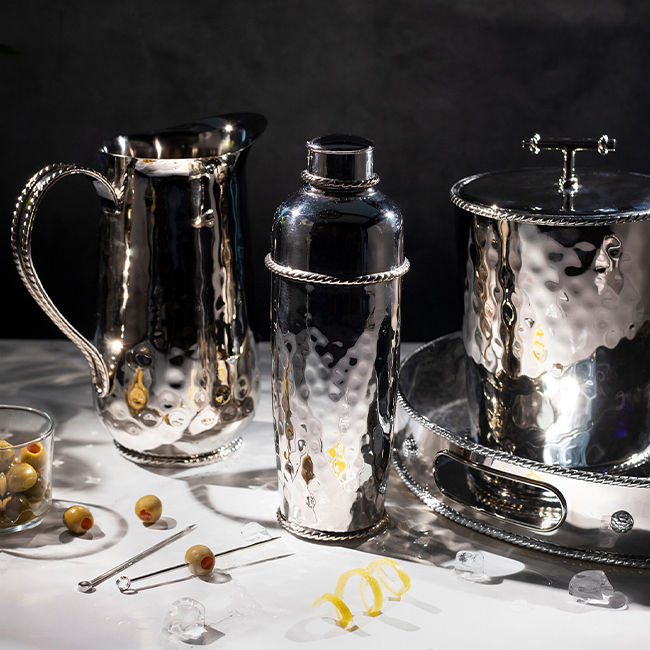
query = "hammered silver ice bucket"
xmin=455 ymin=135 xmax=650 ymax=472
xmin=12 ymin=113 xmax=266 ymax=466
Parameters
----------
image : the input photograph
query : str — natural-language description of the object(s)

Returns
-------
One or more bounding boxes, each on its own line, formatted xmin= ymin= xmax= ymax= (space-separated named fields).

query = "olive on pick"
xmin=6 ymin=462 xmax=38 ymax=492
xmin=135 ymin=494 xmax=162 ymax=523
xmin=184 ymin=544 xmax=215 ymax=575
xmin=63 ymin=505 xmax=94 ymax=534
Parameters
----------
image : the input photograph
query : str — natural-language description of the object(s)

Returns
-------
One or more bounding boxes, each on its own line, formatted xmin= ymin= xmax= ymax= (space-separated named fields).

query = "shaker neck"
xmin=304 ymin=134 xmax=378 ymax=190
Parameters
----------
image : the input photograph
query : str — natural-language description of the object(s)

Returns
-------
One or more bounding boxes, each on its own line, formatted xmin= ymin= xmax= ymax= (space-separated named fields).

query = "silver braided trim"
xmin=391 ymin=449 xmax=650 ymax=568
xmin=11 ymin=164 xmax=118 ymax=397
xmin=277 ymin=509 xmax=389 ymax=541
xmin=450 ymin=191 xmax=650 ymax=226
xmin=301 ymin=170 xmax=380 ymax=190
xmin=114 ymin=437 xmax=243 ymax=467
xmin=265 ymin=254 xmax=410 ymax=286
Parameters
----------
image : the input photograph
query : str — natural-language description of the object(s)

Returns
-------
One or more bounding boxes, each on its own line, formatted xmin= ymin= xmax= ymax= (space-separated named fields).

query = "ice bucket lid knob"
xmin=523 ymin=134 xmax=615 ymax=194
xmin=451 ymin=134 xmax=650 ymax=224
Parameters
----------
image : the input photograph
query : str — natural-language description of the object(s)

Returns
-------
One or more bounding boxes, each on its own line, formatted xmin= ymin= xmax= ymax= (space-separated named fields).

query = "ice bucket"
xmin=454 ymin=135 xmax=650 ymax=472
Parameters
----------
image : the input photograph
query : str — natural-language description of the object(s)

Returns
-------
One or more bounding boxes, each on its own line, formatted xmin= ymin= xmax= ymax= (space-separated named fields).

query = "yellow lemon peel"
xmin=313 ymin=592 xmax=353 ymax=628
xmin=366 ymin=558 xmax=411 ymax=599
xmin=314 ymin=557 xmax=411 ymax=628
xmin=335 ymin=567 xmax=383 ymax=617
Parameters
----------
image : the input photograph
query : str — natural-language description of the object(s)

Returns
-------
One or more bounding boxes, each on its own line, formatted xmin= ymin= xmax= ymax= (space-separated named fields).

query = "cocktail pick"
xmin=78 ymin=524 xmax=197 ymax=593
xmin=116 ymin=535 xmax=281 ymax=592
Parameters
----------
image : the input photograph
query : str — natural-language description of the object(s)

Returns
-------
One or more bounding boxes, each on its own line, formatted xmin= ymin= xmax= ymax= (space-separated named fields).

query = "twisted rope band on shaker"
xmin=265 ymin=254 xmax=410 ymax=286
xmin=277 ymin=509 xmax=389 ymax=542
xmin=301 ymin=170 xmax=380 ymax=190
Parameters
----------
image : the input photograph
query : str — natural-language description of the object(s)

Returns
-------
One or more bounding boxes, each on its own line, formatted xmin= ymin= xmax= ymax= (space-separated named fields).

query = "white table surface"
xmin=1 ymin=339 xmax=649 ymax=650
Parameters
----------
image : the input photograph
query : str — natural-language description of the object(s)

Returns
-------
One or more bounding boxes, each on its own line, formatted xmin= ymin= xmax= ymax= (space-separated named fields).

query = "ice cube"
xmin=455 ymin=550 xmax=485 ymax=581
xmin=163 ymin=597 xmax=206 ymax=640
xmin=241 ymin=521 xmax=272 ymax=543
xmin=568 ymin=570 xmax=627 ymax=609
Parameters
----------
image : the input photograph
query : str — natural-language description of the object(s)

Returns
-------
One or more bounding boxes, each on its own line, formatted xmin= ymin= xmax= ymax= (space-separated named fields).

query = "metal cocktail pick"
xmin=78 ymin=524 xmax=197 ymax=593
xmin=116 ymin=535 xmax=281 ymax=592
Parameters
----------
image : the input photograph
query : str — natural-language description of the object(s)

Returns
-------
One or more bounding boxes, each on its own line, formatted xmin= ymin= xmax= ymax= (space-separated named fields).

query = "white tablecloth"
xmin=1 ymin=340 xmax=648 ymax=649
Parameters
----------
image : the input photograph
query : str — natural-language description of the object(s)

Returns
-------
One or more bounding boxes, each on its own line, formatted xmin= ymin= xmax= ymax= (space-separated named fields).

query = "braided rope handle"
xmin=11 ymin=164 xmax=119 ymax=396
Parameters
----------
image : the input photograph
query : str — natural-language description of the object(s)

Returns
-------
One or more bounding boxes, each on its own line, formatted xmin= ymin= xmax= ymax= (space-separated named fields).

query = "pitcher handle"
xmin=11 ymin=163 xmax=120 ymax=397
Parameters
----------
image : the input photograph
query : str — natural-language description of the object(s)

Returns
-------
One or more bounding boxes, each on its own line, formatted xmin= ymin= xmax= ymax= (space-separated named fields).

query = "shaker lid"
xmin=304 ymin=134 xmax=377 ymax=186
xmin=451 ymin=135 xmax=650 ymax=225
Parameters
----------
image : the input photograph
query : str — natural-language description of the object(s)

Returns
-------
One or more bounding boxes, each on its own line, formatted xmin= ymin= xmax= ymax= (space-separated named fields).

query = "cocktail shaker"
xmin=266 ymin=134 xmax=408 ymax=540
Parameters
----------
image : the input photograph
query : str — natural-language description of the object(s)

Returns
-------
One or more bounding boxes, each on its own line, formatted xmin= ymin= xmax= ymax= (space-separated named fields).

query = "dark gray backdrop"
xmin=3 ymin=1 xmax=650 ymax=342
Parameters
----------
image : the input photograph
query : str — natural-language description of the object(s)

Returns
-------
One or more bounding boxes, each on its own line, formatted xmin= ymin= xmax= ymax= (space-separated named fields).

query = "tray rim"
xmin=394 ymin=332 xmax=650 ymax=568
xmin=397 ymin=333 xmax=650 ymax=489
xmin=391 ymin=447 xmax=650 ymax=568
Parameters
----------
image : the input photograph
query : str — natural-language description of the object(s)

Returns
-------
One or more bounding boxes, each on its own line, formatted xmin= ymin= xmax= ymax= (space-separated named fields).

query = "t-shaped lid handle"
xmin=523 ymin=134 xmax=616 ymax=194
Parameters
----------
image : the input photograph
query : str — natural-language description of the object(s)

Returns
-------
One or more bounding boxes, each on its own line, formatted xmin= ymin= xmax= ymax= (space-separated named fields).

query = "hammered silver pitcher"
xmin=12 ymin=113 xmax=266 ymax=466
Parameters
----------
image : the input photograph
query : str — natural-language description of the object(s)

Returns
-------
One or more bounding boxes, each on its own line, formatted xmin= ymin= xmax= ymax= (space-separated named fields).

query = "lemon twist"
xmin=312 ymin=592 xmax=353 ymax=628
xmin=366 ymin=558 xmax=411 ymax=599
xmin=313 ymin=557 xmax=411 ymax=628
xmin=335 ymin=567 xmax=384 ymax=618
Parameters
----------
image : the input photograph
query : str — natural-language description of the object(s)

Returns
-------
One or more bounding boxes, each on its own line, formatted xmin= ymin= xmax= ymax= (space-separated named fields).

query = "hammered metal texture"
xmin=394 ymin=334 xmax=650 ymax=566
xmin=462 ymin=210 xmax=650 ymax=469
xmin=95 ymin=155 xmax=260 ymax=460
xmin=272 ymin=277 xmax=400 ymax=533
xmin=12 ymin=115 xmax=265 ymax=464
xmin=269 ymin=136 xmax=405 ymax=534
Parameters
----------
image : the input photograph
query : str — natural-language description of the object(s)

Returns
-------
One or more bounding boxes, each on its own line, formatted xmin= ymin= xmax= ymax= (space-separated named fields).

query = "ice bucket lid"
xmin=451 ymin=135 xmax=650 ymax=225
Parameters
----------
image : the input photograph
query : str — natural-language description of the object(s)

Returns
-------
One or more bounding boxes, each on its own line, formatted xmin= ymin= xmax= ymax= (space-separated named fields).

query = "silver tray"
xmin=393 ymin=333 xmax=650 ymax=568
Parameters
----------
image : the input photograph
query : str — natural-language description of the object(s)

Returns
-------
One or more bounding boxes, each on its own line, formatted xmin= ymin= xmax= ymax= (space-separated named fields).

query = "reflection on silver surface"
xmin=453 ymin=138 xmax=650 ymax=471
xmin=269 ymin=135 xmax=407 ymax=536
xmin=395 ymin=333 xmax=650 ymax=567
xmin=12 ymin=113 xmax=266 ymax=465
xmin=462 ymin=214 xmax=650 ymax=470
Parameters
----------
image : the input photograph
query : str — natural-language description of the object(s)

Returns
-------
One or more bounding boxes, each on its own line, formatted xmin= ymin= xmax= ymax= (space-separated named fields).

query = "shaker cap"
xmin=306 ymin=134 xmax=375 ymax=184
xmin=451 ymin=135 xmax=650 ymax=225
xmin=266 ymin=133 xmax=408 ymax=280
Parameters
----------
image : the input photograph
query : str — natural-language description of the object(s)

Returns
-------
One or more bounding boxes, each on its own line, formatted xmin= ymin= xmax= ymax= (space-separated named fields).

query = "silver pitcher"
xmin=12 ymin=113 xmax=266 ymax=466
xmin=455 ymin=135 xmax=650 ymax=472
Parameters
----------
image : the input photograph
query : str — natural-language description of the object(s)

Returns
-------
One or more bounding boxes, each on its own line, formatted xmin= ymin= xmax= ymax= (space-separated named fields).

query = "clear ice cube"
xmin=163 ymin=597 xmax=206 ymax=640
xmin=241 ymin=521 xmax=272 ymax=543
xmin=454 ymin=550 xmax=485 ymax=581
xmin=568 ymin=570 xmax=627 ymax=609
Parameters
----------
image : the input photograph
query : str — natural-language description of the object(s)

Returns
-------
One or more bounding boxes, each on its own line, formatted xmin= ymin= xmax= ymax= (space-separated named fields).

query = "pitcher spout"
xmin=101 ymin=112 xmax=267 ymax=161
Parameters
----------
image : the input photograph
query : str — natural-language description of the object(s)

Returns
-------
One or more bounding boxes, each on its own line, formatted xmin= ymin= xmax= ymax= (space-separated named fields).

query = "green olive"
xmin=0 ymin=440 xmax=15 ymax=472
xmin=184 ymin=544 xmax=215 ymax=576
xmin=6 ymin=463 xmax=37 ymax=492
xmin=4 ymin=494 xmax=31 ymax=523
xmin=63 ymin=505 xmax=94 ymax=534
xmin=18 ymin=442 xmax=48 ymax=472
xmin=25 ymin=474 xmax=49 ymax=502
xmin=135 ymin=494 xmax=162 ymax=523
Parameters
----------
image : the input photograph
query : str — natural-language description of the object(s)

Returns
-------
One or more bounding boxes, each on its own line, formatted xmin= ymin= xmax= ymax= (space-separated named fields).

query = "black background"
xmin=3 ymin=1 xmax=650 ymax=343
